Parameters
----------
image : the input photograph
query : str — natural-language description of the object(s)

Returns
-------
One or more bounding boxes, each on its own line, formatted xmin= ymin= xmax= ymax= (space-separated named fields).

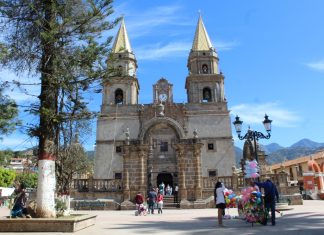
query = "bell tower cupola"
xmin=103 ymin=18 xmax=139 ymax=105
xmin=185 ymin=15 xmax=225 ymax=104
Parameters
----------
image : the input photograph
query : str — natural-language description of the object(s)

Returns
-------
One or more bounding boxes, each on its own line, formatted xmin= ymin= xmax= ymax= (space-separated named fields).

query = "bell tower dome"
xmin=103 ymin=18 xmax=139 ymax=105
xmin=185 ymin=15 xmax=225 ymax=104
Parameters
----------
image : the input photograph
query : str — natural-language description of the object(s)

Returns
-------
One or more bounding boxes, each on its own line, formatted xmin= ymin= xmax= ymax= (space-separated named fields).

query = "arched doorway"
xmin=157 ymin=173 xmax=173 ymax=189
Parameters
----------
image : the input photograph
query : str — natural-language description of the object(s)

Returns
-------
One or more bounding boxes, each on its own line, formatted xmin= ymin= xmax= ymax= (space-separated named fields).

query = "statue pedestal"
xmin=179 ymin=199 xmax=192 ymax=209
xmin=193 ymin=199 xmax=206 ymax=209
xmin=120 ymin=200 xmax=135 ymax=210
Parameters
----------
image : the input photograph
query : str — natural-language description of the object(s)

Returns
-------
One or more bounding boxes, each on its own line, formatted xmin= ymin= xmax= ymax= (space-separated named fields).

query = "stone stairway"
xmin=162 ymin=195 xmax=179 ymax=209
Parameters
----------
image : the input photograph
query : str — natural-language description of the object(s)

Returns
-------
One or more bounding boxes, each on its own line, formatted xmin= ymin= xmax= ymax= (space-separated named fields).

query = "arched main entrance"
xmin=157 ymin=173 xmax=173 ymax=189
xmin=142 ymin=120 xmax=181 ymax=190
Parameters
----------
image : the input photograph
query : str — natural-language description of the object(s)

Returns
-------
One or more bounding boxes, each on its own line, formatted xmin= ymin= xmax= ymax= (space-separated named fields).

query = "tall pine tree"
xmin=0 ymin=0 xmax=119 ymax=217
xmin=0 ymin=82 xmax=19 ymax=139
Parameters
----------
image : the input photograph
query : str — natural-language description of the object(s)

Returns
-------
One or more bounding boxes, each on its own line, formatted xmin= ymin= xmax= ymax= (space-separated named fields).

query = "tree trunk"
xmin=36 ymin=2 xmax=58 ymax=218
xmin=36 ymin=158 xmax=56 ymax=218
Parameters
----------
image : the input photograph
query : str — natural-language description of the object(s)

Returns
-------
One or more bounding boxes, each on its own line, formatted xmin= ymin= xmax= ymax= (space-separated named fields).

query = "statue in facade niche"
xmin=157 ymin=101 xmax=165 ymax=117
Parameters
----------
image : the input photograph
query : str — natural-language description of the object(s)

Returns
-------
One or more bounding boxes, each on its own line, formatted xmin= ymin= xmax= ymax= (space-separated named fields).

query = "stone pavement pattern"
xmin=1 ymin=200 xmax=324 ymax=235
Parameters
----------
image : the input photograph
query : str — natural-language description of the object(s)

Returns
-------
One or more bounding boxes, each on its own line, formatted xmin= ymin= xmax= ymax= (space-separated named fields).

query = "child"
xmin=157 ymin=192 xmax=163 ymax=214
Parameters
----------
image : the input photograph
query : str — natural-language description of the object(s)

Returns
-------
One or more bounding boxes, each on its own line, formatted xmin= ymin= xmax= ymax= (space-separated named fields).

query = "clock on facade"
xmin=159 ymin=93 xmax=167 ymax=102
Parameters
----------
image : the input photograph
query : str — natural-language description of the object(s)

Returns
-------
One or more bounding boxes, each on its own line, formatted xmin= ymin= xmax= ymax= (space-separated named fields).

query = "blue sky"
xmin=1 ymin=0 xmax=324 ymax=151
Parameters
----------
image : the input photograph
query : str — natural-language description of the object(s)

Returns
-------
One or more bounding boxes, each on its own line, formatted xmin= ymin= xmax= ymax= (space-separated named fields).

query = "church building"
xmin=94 ymin=16 xmax=235 ymax=206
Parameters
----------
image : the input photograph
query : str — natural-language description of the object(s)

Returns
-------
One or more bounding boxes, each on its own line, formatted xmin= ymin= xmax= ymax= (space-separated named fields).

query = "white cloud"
xmin=135 ymin=40 xmax=239 ymax=60
xmin=230 ymin=102 xmax=301 ymax=128
xmin=115 ymin=3 xmax=191 ymax=38
xmin=306 ymin=59 xmax=324 ymax=71
xmin=136 ymin=42 xmax=191 ymax=60
xmin=113 ymin=2 xmax=239 ymax=59
xmin=214 ymin=41 xmax=240 ymax=51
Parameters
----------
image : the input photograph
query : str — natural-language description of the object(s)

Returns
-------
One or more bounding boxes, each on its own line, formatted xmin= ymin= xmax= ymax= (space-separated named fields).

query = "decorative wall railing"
xmin=202 ymin=176 xmax=245 ymax=190
xmin=72 ymin=178 xmax=123 ymax=192
xmin=73 ymin=172 xmax=288 ymax=194
xmin=203 ymin=172 xmax=289 ymax=191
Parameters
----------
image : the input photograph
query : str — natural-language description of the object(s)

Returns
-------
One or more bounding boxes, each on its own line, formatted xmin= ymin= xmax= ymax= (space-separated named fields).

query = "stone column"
xmin=138 ymin=145 xmax=149 ymax=194
xmin=123 ymin=170 xmax=130 ymax=200
xmin=193 ymin=143 xmax=203 ymax=200
xmin=175 ymin=144 xmax=187 ymax=200
xmin=121 ymin=145 xmax=133 ymax=210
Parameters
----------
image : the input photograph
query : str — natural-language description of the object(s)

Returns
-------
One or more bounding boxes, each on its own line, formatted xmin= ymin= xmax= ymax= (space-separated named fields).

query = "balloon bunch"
xmin=240 ymin=187 xmax=254 ymax=203
xmin=239 ymin=187 xmax=265 ymax=224
xmin=224 ymin=189 xmax=237 ymax=208
xmin=244 ymin=160 xmax=260 ymax=178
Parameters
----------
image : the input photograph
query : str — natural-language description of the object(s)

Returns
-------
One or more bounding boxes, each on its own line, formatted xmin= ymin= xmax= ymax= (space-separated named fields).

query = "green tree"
xmin=0 ymin=167 xmax=16 ymax=187
xmin=15 ymin=173 xmax=38 ymax=188
xmin=0 ymin=83 xmax=19 ymax=140
xmin=0 ymin=0 xmax=119 ymax=217
xmin=56 ymin=141 xmax=92 ymax=193
xmin=0 ymin=149 xmax=14 ymax=166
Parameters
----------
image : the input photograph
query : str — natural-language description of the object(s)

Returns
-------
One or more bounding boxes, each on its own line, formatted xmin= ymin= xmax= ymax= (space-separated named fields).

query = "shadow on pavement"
xmin=105 ymin=211 xmax=324 ymax=235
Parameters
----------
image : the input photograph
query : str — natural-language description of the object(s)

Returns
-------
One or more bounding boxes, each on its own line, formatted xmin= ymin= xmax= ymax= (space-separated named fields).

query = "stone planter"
xmin=0 ymin=214 xmax=96 ymax=232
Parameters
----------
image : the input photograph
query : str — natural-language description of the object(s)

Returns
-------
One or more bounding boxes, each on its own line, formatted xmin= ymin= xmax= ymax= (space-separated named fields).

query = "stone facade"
xmin=94 ymin=16 xmax=235 ymax=204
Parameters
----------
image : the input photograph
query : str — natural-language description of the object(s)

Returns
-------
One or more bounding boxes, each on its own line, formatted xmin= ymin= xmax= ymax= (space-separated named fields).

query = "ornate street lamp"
xmin=233 ymin=114 xmax=272 ymax=163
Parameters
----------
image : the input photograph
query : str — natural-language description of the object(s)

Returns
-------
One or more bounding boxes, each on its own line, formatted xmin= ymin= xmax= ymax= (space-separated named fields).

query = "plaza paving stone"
xmin=1 ymin=200 xmax=324 ymax=235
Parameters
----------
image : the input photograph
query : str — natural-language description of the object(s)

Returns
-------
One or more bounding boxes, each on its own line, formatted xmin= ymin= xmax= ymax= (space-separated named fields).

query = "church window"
xmin=208 ymin=170 xmax=217 ymax=177
xmin=117 ymin=65 xmax=123 ymax=75
xmin=114 ymin=172 xmax=122 ymax=179
xmin=207 ymin=143 xmax=214 ymax=150
xmin=160 ymin=141 xmax=168 ymax=152
xmin=115 ymin=89 xmax=123 ymax=104
xmin=116 ymin=146 xmax=122 ymax=153
xmin=202 ymin=64 xmax=208 ymax=74
xmin=203 ymin=87 xmax=212 ymax=102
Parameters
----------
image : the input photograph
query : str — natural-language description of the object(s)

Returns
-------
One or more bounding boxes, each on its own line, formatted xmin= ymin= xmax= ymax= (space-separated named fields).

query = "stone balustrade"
xmin=72 ymin=178 xmax=123 ymax=192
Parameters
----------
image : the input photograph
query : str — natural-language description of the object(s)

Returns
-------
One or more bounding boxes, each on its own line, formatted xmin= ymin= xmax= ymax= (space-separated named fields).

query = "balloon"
xmin=251 ymin=173 xmax=260 ymax=178
xmin=249 ymin=161 xmax=257 ymax=168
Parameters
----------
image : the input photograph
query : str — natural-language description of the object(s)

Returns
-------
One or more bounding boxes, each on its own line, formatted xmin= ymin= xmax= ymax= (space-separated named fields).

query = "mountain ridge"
xmin=234 ymin=138 xmax=324 ymax=166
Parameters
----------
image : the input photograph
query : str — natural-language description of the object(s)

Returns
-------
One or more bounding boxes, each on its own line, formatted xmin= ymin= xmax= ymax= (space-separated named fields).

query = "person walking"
xmin=255 ymin=178 xmax=279 ymax=226
xmin=214 ymin=181 xmax=226 ymax=227
xmin=157 ymin=192 xmax=164 ymax=214
xmin=147 ymin=187 xmax=157 ymax=214
xmin=174 ymin=184 xmax=179 ymax=203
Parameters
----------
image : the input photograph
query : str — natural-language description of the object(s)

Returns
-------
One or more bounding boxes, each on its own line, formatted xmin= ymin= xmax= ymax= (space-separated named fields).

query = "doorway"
xmin=157 ymin=173 xmax=173 ymax=189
